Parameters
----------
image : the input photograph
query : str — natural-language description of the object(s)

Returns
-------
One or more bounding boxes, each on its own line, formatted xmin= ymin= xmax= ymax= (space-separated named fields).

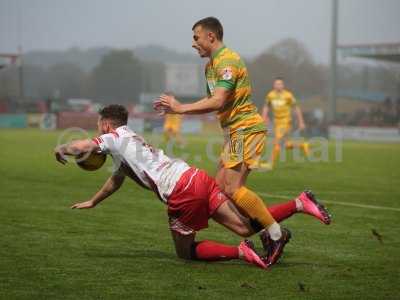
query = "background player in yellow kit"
xmin=261 ymin=77 xmax=309 ymax=169
xmin=163 ymin=113 xmax=183 ymax=145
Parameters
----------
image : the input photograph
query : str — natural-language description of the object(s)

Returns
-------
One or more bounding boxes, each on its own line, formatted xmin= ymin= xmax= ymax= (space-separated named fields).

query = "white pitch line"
xmin=258 ymin=192 xmax=400 ymax=212
xmin=267 ymin=190 xmax=390 ymax=195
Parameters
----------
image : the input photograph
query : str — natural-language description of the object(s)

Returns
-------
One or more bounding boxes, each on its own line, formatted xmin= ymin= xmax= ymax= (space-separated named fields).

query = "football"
xmin=75 ymin=152 xmax=106 ymax=171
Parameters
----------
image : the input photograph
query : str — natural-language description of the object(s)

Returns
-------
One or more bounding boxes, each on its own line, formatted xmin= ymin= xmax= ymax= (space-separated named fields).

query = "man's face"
xmin=273 ymin=80 xmax=285 ymax=92
xmin=192 ymin=25 xmax=213 ymax=58
xmin=97 ymin=117 xmax=108 ymax=134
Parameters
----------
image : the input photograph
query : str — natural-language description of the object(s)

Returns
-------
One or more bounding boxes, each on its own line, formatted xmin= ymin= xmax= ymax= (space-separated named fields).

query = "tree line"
xmin=0 ymin=39 xmax=398 ymax=106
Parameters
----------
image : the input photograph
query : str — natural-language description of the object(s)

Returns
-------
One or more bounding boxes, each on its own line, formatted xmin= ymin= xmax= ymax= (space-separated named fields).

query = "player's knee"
xmin=174 ymin=246 xmax=192 ymax=260
xmin=176 ymin=252 xmax=192 ymax=260
xmin=173 ymin=239 xmax=199 ymax=260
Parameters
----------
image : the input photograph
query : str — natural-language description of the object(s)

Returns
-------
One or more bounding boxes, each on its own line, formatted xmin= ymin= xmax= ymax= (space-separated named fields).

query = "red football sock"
xmin=195 ymin=240 xmax=239 ymax=261
xmin=268 ymin=200 xmax=297 ymax=223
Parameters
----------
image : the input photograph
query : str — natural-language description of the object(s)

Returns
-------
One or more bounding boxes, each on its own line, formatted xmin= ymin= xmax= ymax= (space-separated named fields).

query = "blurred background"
xmin=0 ymin=0 xmax=399 ymax=140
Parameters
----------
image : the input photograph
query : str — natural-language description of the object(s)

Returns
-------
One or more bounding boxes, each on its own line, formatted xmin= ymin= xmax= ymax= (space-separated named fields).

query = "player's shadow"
xmin=276 ymin=164 xmax=303 ymax=171
xmin=277 ymin=261 xmax=340 ymax=269
xmin=87 ymin=250 xmax=176 ymax=260
xmin=86 ymin=251 xmax=337 ymax=270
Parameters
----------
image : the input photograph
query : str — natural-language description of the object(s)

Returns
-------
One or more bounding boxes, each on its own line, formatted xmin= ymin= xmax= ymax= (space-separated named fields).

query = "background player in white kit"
xmin=54 ymin=105 xmax=330 ymax=268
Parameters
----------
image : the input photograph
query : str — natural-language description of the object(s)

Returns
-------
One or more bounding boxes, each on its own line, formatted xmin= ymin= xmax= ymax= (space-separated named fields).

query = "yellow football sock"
xmin=301 ymin=142 xmax=310 ymax=156
xmin=232 ymin=186 xmax=276 ymax=229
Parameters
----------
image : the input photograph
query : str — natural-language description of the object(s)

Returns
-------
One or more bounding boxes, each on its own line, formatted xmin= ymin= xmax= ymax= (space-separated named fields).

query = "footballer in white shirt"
xmin=54 ymin=105 xmax=330 ymax=269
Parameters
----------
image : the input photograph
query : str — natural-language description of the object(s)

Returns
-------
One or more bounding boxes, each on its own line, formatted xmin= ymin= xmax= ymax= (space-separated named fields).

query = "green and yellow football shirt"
xmin=205 ymin=46 xmax=266 ymax=135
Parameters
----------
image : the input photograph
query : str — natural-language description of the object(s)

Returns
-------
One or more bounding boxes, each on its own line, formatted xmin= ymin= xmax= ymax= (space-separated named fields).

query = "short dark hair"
xmin=98 ymin=104 xmax=128 ymax=127
xmin=192 ymin=17 xmax=223 ymax=41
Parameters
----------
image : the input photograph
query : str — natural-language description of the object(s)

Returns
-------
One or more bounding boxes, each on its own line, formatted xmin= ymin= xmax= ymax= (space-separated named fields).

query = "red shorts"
xmin=167 ymin=168 xmax=228 ymax=235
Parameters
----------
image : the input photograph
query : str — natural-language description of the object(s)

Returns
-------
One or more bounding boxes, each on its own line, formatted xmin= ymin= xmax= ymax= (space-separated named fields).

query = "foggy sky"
xmin=1 ymin=0 xmax=400 ymax=62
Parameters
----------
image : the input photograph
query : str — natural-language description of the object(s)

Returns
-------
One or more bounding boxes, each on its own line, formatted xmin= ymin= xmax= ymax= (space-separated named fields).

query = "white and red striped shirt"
xmin=93 ymin=126 xmax=190 ymax=203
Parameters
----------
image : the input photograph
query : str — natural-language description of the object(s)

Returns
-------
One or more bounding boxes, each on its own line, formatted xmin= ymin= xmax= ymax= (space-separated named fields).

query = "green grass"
xmin=1 ymin=128 xmax=400 ymax=299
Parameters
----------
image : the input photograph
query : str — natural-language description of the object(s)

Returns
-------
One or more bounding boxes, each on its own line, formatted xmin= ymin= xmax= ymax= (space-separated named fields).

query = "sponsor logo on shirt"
xmin=221 ymin=67 xmax=233 ymax=80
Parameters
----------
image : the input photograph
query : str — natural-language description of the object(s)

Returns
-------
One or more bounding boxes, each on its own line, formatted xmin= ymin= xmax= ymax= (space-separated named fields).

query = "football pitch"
xmin=1 ymin=128 xmax=399 ymax=299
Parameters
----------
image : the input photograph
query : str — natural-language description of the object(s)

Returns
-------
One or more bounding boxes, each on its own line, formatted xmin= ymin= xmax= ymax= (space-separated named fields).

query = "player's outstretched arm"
xmin=54 ymin=139 xmax=99 ymax=164
xmin=154 ymin=88 xmax=231 ymax=115
xmin=71 ymin=174 xmax=125 ymax=209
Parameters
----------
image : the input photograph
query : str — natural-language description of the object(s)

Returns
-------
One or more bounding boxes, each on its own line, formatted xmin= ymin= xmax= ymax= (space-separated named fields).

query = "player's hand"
xmin=153 ymin=99 xmax=166 ymax=116
xmin=71 ymin=200 xmax=96 ymax=209
xmin=54 ymin=147 xmax=68 ymax=164
xmin=154 ymin=94 xmax=183 ymax=114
